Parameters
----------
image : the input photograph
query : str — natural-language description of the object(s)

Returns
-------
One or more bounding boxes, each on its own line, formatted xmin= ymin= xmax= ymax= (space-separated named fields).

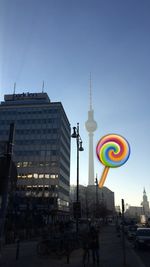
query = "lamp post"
xmin=71 ymin=123 xmax=84 ymax=234
xmin=95 ymin=174 xmax=99 ymax=218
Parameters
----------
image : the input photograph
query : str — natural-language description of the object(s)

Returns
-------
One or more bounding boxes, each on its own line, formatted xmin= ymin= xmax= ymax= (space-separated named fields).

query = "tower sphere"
xmin=85 ymin=110 xmax=97 ymax=133
xmin=85 ymin=119 xmax=97 ymax=132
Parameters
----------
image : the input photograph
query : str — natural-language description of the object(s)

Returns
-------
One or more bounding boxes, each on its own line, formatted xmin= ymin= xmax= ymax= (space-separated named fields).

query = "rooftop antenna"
xmin=13 ymin=82 xmax=16 ymax=94
xmin=89 ymin=72 xmax=92 ymax=110
xmin=42 ymin=81 xmax=44 ymax=93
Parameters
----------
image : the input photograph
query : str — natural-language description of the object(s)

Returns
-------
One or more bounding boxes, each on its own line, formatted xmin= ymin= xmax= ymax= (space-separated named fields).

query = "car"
xmin=127 ymin=225 xmax=138 ymax=240
xmin=134 ymin=228 xmax=150 ymax=249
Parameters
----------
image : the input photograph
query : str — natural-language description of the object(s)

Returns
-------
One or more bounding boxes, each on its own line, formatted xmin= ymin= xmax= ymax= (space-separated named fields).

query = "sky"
xmin=0 ymin=0 xmax=150 ymax=207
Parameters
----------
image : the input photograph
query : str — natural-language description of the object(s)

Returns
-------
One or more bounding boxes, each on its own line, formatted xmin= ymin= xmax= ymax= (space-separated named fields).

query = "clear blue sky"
xmin=0 ymin=0 xmax=150 ymax=207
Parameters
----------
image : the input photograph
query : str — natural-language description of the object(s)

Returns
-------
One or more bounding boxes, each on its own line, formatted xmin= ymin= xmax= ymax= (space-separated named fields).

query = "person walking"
xmin=82 ymin=231 xmax=90 ymax=266
xmin=89 ymin=226 xmax=99 ymax=266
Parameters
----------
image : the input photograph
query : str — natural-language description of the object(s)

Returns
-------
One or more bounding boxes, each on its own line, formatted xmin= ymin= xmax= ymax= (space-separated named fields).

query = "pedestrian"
xmin=89 ymin=226 xmax=99 ymax=266
xmin=82 ymin=231 xmax=90 ymax=266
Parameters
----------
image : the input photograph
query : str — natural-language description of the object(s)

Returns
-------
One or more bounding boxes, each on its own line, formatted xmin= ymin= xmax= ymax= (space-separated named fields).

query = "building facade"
xmin=141 ymin=188 xmax=150 ymax=215
xmin=125 ymin=189 xmax=150 ymax=221
xmin=125 ymin=206 xmax=144 ymax=219
xmin=70 ymin=184 xmax=115 ymax=219
xmin=0 ymin=92 xmax=70 ymax=220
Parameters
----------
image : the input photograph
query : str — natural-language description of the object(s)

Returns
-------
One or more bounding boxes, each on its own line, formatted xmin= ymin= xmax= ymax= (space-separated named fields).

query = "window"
xmin=50 ymin=174 xmax=58 ymax=179
xmin=27 ymin=174 xmax=32 ymax=178
xmin=45 ymin=174 xmax=50 ymax=178
xmin=17 ymin=162 xmax=22 ymax=167
xmin=23 ymin=162 xmax=28 ymax=167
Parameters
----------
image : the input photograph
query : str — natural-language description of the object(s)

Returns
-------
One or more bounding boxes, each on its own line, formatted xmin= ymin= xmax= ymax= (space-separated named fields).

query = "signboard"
xmin=4 ymin=92 xmax=48 ymax=101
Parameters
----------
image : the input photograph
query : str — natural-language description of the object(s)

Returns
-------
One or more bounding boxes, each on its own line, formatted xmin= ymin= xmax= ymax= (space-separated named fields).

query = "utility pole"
xmin=71 ymin=123 xmax=84 ymax=235
xmin=0 ymin=123 xmax=15 ymax=254
xmin=95 ymin=175 xmax=99 ymax=218
xmin=121 ymin=199 xmax=126 ymax=266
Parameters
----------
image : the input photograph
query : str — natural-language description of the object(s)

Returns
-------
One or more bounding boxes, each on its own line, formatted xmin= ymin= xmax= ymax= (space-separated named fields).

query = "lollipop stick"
xmin=99 ymin=166 xmax=109 ymax=188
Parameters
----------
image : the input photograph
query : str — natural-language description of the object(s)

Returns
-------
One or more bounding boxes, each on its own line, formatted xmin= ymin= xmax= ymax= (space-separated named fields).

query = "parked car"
xmin=127 ymin=225 xmax=138 ymax=240
xmin=134 ymin=228 xmax=150 ymax=249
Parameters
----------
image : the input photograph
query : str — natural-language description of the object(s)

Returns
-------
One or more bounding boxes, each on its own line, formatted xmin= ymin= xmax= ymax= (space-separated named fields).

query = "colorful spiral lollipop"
xmin=96 ymin=134 xmax=130 ymax=188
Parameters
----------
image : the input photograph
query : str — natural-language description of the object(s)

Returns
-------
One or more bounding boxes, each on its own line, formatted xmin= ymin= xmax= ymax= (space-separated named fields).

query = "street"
xmin=133 ymin=244 xmax=150 ymax=267
xmin=1 ymin=225 xmax=149 ymax=267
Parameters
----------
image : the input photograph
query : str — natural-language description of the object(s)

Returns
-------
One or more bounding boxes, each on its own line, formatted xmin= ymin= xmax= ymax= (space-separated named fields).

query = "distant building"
xmin=125 ymin=206 xmax=144 ymax=219
xmin=141 ymin=188 xmax=150 ymax=215
xmin=70 ymin=184 xmax=115 ymax=218
xmin=0 ymin=92 xmax=70 ymax=221
xmin=115 ymin=206 xmax=121 ymax=214
xmin=125 ymin=188 xmax=150 ymax=220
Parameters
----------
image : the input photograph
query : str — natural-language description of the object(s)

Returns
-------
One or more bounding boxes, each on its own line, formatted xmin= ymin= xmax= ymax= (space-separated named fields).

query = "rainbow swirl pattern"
xmin=96 ymin=134 xmax=130 ymax=168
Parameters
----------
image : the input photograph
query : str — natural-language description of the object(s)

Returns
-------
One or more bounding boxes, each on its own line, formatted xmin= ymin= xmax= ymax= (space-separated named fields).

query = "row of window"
xmin=0 ymin=108 xmax=60 ymax=115
xmin=61 ymin=139 xmax=70 ymax=157
xmin=57 ymin=198 xmax=69 ymax=207
xmin=17 ymin=161 xmax=57 ymax=168
xmin=0 ymin=138 xmax=70 ymax=152
xmin=0 ymin=128 xmax=59 ymax=135
xmin=59 ymin=175 xmax=69 ymax=186
xmin=17 ymin=173 xmax=59 ymax=179
xmin=61 ymin=122 xmax=71 ymax=139
xmin=18 ymin=184 xmax=58 ymax=190
xmin=61 ymin=131 xmax=70 ymax=146
xmin=60 ymin=163 xmax=70 ymax=176
xmin=16 ymin=128 xmax=58 ymax=134
xmin=60 ymin=152 xmax=70 ymax=166
xmin=0 ymin=118 xmax=60 ymax=125
xmin=24 ymin=188 xmax=58 ymax=198
xmin=14 ymin=150 xmax=58 ymax=156
xmin=15 ymin=150 xmax=40 ymax=156
xmin=58 ymin=186 xmax=69 ymax=197
xmin=15 ymin=139 xmax=57 ymax=145
xmin=25 ymin=191 xmax=58 ymax=198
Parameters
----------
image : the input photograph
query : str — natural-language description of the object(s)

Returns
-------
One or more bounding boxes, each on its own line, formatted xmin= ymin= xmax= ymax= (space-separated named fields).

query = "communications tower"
xmin=85 ymin=76 xmax=97 ymax=185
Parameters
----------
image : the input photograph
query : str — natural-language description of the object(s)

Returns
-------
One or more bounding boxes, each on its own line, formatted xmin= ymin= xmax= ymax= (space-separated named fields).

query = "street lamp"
xmin=71 ymin=123 xmax=84 ymax=233
xmin=95 ymin=174 xmax=99 ymax=218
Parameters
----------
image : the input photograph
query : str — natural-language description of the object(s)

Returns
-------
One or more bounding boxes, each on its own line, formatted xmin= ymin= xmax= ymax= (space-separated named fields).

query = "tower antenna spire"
xmin=42 ymin=81 xmax=44 ymax=93
xmin=89 ymin=72 xmax=92 ymax=110
xmin=13 ymin=82 xmax=16 ymax=94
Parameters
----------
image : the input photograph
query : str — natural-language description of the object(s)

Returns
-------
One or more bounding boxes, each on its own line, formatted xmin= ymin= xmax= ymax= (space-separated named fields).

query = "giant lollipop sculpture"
xmin=96 ymin=134 xmax=130 ymax=188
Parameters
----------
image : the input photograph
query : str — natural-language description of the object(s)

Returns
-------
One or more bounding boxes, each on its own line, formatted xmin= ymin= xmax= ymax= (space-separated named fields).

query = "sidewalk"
xmin=0 ymin=225 xmax=146 ymax=267
xmin=99 ymin=225 xmax=145 ymax=267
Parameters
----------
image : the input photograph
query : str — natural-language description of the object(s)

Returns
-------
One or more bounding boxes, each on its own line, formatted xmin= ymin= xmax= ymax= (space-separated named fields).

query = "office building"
xmin=0 ymin=92 xmax=70 ymax=220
